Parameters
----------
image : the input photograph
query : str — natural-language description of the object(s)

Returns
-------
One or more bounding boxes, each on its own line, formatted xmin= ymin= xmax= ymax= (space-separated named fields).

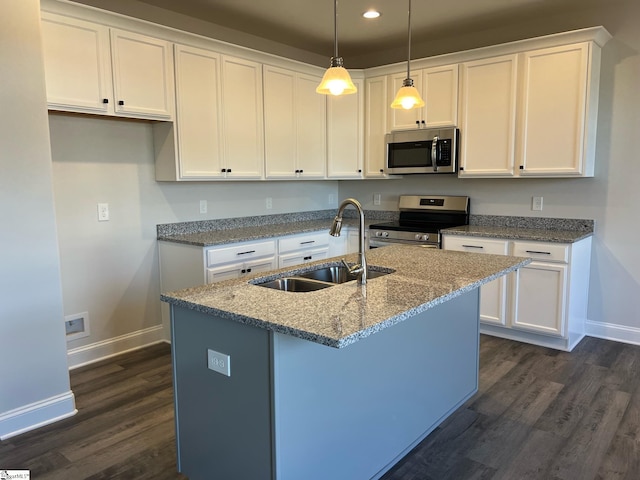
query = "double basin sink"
xmin=253 ymin=264 xmax=393 ymax=292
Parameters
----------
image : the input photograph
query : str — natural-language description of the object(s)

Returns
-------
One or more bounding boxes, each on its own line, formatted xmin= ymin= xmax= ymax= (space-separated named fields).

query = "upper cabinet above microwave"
xmin=41 ymin=12 xmax=175 ymax=121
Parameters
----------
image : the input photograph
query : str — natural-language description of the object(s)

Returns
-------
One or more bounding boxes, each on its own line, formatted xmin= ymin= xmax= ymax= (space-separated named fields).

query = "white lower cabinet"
xmin=443 ymin=236 xmax=510 ymax=326
xmin=278 ymin=231 xmax=331 ymax=268
xmin=443 ymin=234 xmax=592 ymax=351
xmin=205 ymin=240 xmax=277 ymax=283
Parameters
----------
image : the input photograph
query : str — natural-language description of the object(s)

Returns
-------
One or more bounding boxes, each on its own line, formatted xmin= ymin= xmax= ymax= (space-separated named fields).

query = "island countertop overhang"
xmin=161 ymin=245 xmax=531 ymax=348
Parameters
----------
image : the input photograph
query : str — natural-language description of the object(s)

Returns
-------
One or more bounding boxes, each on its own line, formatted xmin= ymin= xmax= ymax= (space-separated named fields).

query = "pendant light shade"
xmin=391 ymin=0 xmax=424 ymax=109
xmin=316 ymin=0 xmax=357 ymax=96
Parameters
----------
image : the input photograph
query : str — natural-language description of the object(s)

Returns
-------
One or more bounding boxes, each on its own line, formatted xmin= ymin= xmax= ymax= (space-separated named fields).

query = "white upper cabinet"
xmin=388 ymin=64 xmax=459 ymax=131
xmin=220 ymin=55 xmax=264 ymax=179
xmin=517 ymin=43 xmax=594 ymax=176
xmin=173 ymin=44 xmax=223 ymax=179
xmin=459 ymin=41 xmax=603 ymax=178
xmin=110 ymin=29 xmax=174 ymax=119
xmin=458 ymin=54 xmax=519 ymax=177
xmin=364 ymin=75 xmax=388 ymax=178
xmin=41 ymin=13 xmax=113 ymax=115
xmin=264 ymin=66 xmax=326 ymax=179
xmin=327 ymin=78 xmax=365 ymax=178
xmin=41 ymin=12 xmax=174 ymax=120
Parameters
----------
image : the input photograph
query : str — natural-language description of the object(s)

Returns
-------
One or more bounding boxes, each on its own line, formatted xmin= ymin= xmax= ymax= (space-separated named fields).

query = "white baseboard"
xmin=586 ymin=320 xmax=640 ymax=346
xmin=0 ymin=391 xmax=77 ymax=440
xmin=67 ymin=325 xmax=167 ymax=369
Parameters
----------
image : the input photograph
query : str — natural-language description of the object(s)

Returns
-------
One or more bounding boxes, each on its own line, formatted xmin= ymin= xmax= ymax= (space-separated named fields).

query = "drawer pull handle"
xmin=237 ymin=250 xmax=256 ymax=256
xmin=525 ymin=250 xmax=551 ymax=255
xmin=300 ymin=240 xmax=315 ymax=245
xmin=462 ymin=245 xmax=483 ymax=249
xmin=304 ymin=256 xmax=312 ymax=260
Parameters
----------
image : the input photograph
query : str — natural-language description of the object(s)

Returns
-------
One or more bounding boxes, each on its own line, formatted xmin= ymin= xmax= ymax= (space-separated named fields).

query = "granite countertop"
xmin=161 ymin=245 xmax=530 ymax=348
xmin=442 ymin=225 xmax=593 ymax=243
xmin=157 ymin=219 xmax=342 ymax=247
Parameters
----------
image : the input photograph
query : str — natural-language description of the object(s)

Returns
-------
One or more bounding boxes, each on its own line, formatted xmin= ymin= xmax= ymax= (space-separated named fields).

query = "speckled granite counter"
xmin=443 ymin=225 xmax=593 ymax=243
xmin=443 ymin=214 xmax=594 ymax=243
xmin=157 ymin=210 xmax=397 ymax=247
xmin=161 ymin=245 xmax=530 ymax=348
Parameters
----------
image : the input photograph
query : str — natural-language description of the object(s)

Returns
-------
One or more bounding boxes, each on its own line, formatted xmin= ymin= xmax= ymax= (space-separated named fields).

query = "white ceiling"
xmin=131 ymin=0 xmax=613 ymax=58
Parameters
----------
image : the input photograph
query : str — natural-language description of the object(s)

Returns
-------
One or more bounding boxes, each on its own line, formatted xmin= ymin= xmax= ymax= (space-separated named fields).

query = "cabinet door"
xmin=518 ymin=43 xmax=590 ymax=176
xmin=206 ymin=262 xmax=244 ymax=283
xmin=221 ymin=55 xmax=264 ymax=178
xmin=296 ymin=73 xmax=327 ymax=178
xmin=244 ymin=256 xmax=277 ymax=275
xmin=327 ymin=78 xmax=364 ymax=178
xmin=442 ymin=236 xmax=509 ymax=326
xmin=41 ymin=13 xmax=113 ymax=115
xmin=423 ymin=64 xmax=458 ymax=128
xmin=511 ymin=262 xmax=568 ymax=336
xmin=264 ymin=66 xmax=297 ymax=178
xmin=459 ymin=54 xmax=518 ymax=176
xmin=174 ymin=44 xmax=223 ymax=178
xmin=387 ymin=70 xmax=424 ymax=130
xmin=364 ymin=76 xmax=388 ymax=178
xmin=278 ymin=248 xmax=329 ymax=269
xmin=110 ymin=29 xmax=174 ymax=119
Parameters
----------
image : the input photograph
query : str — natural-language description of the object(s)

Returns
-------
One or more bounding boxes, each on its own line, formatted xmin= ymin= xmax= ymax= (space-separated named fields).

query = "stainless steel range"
xmin=369 ymin=195 xmax=470 ymax=248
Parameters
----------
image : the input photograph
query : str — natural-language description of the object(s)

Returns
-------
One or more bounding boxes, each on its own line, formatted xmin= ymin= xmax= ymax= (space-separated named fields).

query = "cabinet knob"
xmin=421 ymin=120 xmax=426 ymax=126
xmin=118 ymin=100 xmax=124 ymax=106
xmin=415 ymin=120 xmax=420 ymax=128
xmin=295 ymin=169 xmax=299 ymax=173
xmin=380 ymin=169 xmax=384 ymax=173
xmin=227 ymin=168 xmax=231 ymax=173
xmin=519 ymin=165 xmax=524 ymax=170
xmin=358 ymin=169 xmax=362 ymax=173
xmin=459 ymin=167 xmax=464 ymax=171
xmin=102 ymin=98 xmax=109 ymax=104
xmin=221 ymin=168 xmax=227 ymax=173
xmin=299 ymin=169 xmax=303 ymax=174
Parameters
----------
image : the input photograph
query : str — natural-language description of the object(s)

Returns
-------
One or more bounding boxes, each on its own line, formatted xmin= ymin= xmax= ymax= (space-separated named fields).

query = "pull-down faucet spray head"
xmin=329 ymin=215 xmax=343 ymax=237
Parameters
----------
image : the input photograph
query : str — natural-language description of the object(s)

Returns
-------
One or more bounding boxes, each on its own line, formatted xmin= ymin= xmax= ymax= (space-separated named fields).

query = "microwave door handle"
xmin=431 ymin=136 xmax=439 ymax=172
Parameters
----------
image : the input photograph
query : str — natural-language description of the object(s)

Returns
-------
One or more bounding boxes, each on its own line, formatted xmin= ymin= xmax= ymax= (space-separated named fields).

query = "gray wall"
xmin=49 ymin=114 xmax=338 ymax=350
xmin=341 ymin=1 xmax=640 ymax=333
xmin=0 ymin=0 xmax=73 ymax=437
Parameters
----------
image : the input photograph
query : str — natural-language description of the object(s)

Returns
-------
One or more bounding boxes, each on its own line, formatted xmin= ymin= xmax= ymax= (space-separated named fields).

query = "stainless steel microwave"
xmin=384 ymin=127 xmax=459 ymax=174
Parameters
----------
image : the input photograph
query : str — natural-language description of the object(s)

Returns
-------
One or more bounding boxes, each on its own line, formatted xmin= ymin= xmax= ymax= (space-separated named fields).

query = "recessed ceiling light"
xmin=363 ymin=10 xmax=381 ymax=19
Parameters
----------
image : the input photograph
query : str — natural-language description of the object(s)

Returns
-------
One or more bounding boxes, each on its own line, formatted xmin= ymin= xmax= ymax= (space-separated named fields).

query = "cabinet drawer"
xmin=512 ymin=241 xmax=569 ymax=263
xmin=206 ymin=240 xmax=276 ymax=267
xmin=278 ymin=231 xmax=329 ymax=254
xmin=443 ymin=236 xmax=509 ymax=255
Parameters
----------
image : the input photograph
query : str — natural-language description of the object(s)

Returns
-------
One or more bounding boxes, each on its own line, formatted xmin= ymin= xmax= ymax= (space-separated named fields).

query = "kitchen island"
xmin=162 ymin=245 xmax=530 ymax=480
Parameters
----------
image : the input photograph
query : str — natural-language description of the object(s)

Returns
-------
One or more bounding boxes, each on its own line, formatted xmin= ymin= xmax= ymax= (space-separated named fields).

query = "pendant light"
xmin=391 ymin=0 xmax=425 ymax=109
xmin=316 ymin=0 xmax=357 ymax=96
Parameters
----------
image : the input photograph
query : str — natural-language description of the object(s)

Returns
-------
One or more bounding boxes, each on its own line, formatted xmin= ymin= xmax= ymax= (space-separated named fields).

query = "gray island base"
xmin=164 ymin=246 xmax=530 ymax=479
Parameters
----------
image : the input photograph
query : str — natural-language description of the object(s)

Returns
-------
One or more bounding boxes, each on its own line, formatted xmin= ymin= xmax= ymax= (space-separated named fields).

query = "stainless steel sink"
xmin=297 ymin=265 xmax=392 ymax=284
xmin=256 ymin=277 xmax=334 ymax=292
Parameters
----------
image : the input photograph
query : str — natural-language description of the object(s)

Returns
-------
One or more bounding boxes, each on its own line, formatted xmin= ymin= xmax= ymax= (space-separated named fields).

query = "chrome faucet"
xmin=330 ymin=198 xmax=367 ymax=285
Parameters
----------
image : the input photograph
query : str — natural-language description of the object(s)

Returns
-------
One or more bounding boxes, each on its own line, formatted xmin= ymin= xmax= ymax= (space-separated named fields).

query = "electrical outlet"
xmin=97 ymin=203 xmax=109 ymax=221
xmin=200 ymin=200 xmax=207 ymax=214
xmin=373 ymin=193 xmax=381 ymax=206
xmin=64 ymin=312 xmax=90 ymax=342
xmin=532 ymin=196 xmax=543 ymax=211
xmin=207 ymin=348 xmax=231 ymax=377
xmin=328 ymin=194 xmax=336 ymax=205
xmin=266 ymin=197 xmax=273 ymax=210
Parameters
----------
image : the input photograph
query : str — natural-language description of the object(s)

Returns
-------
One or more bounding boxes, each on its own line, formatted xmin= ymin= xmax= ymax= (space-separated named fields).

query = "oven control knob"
xmin=382 ymin=231 xmax=389 ymax=238
xmin=415 ymin=234 xmax=422 ymax=241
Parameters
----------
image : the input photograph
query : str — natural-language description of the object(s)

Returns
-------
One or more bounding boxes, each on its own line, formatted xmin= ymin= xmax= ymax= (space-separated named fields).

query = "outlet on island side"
xmin=207 ymin=348 xmax=231 ymax=377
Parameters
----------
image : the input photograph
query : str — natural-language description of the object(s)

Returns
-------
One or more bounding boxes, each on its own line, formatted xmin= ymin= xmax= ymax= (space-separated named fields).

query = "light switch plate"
xmin=207 ymin=348 xmax=231 ymax=377
xmin=97 ymin=203 xmax=109 ymax=221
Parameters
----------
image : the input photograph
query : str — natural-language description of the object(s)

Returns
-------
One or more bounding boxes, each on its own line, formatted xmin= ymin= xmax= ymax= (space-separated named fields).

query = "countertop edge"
xmin=161 ymin=256 xmax=530 ymax=348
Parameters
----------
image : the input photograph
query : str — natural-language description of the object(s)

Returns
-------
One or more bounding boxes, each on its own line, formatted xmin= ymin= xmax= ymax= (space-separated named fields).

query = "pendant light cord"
xmin=406 ymin=0 xmax=412 ymax=79
xmin=334 ymin=0 xmax=339 ymax=59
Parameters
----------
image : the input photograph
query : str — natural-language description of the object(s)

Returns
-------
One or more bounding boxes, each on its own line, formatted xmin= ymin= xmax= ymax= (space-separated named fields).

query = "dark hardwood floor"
xmin=2 ymin=335 xmax=639 ymax=479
